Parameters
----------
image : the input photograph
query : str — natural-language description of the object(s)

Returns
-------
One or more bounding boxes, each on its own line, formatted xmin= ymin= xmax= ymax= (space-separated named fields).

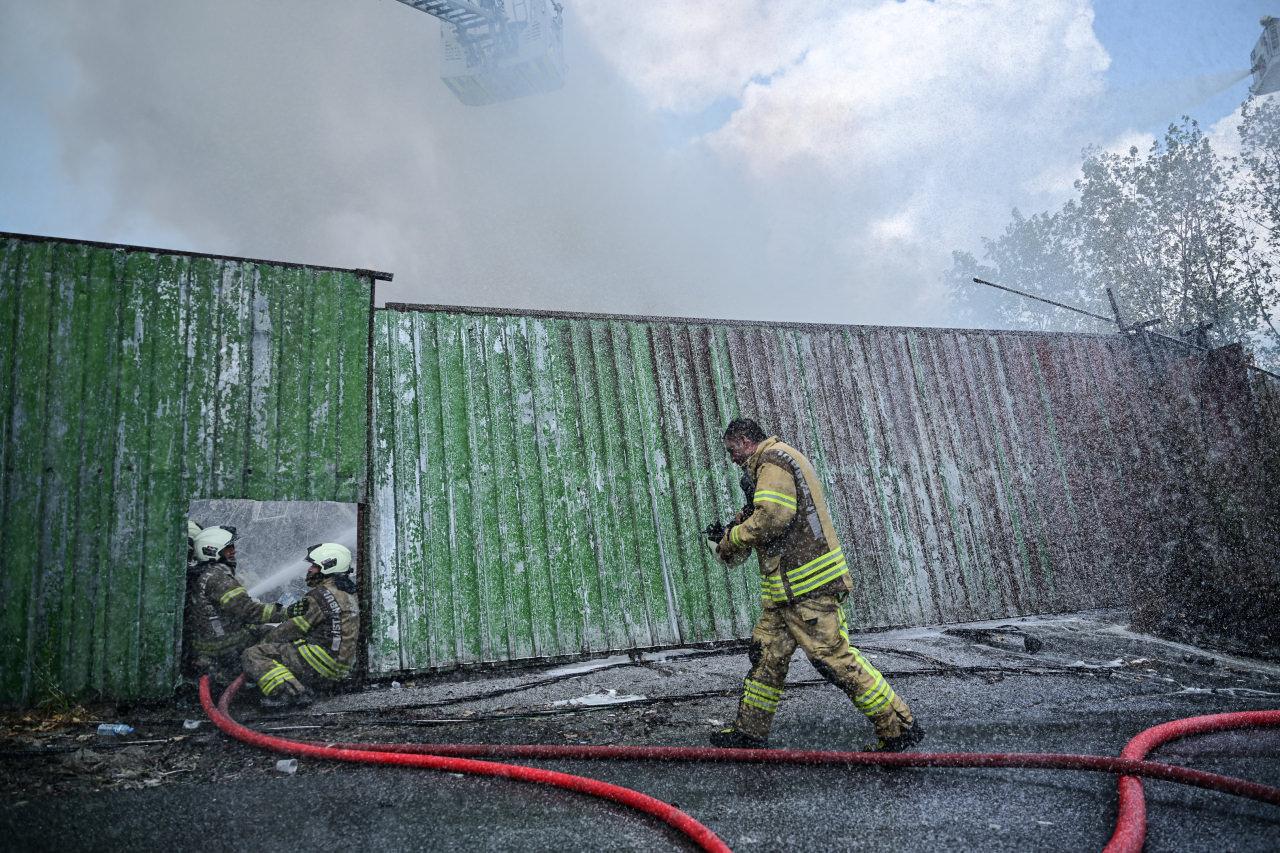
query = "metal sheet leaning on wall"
xmin=0 ymin=232 xmax=382 ymax=707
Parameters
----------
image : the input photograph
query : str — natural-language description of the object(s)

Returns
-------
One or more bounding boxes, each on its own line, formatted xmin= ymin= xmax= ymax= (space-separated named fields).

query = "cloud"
xmin=574 ymin=1 xmax=850 ymax=114
xmin=6 ymin=0 xmax=1120 ymax=328
xmin=582 ymin=0 xmax=1113 ymax=320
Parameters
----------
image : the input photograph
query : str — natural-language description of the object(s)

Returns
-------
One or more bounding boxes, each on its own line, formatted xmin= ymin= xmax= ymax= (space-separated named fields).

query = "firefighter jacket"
xmin=184 ymin=561 xmax=280 ymax=657
xmin=718 ymin=436 xmax=851 ymax=607
xmin=261 ymin=577 xmax=359 ymax=681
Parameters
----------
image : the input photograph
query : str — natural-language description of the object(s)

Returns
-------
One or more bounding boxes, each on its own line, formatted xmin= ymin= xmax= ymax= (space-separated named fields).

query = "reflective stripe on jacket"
xmin=184 ymin=562 xmax=279 ymax=654
xmin=721 ymin=436 xmax=850 ymax=606
xmin=261 ymin=578 xmax=359 ymax=677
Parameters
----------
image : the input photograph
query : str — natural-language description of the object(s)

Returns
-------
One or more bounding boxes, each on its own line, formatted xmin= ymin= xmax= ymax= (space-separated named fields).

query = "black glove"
xmin=704 ymin=521 xmax=726 ymax=543
xmin=285 ymin=600 xmax=308 ymax=619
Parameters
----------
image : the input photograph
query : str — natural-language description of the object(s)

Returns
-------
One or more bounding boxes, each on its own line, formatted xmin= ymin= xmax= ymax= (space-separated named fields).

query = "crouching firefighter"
xmin=241 ymin=543 xmax=359 ymax=707
xmin=184 ymin=525 xmax=281 ymax=685
xmin=709 ymin=418 xmax=924 ymax=752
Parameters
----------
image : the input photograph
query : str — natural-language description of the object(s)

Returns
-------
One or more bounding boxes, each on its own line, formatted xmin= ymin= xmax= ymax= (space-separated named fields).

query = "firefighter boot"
xmin=709 ymin=726 xmax=769 ymax=749
xmin=259 ymin=684 xmax=314 ymax=709
xmin=865 ymin=709 xmax=925 ymax=752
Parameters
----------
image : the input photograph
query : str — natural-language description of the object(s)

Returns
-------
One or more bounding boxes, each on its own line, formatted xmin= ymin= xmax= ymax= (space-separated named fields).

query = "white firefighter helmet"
xmin=187 ymin=519 xmax=203 ymax=540
xmin=193 ymin=526 xmax=236 ymax=563
xmin=305 ymin=542 xmax=352 ymax=575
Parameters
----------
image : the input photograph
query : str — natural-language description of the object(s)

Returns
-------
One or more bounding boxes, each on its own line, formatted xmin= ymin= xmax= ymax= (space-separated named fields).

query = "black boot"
xmin=709 ymin=727 xmax=768 ymax=749
xmin=867 ymin=721 xmax=925 ymax=753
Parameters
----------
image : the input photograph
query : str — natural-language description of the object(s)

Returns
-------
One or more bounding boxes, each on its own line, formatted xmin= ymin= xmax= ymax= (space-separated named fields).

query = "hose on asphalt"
xmin=202 ymin=676 xmax=1280 ymax=852
xmin=200 ymin=675 xmax=731 ymax=853
xmin=1103 ymin=709 xmax=1280 ymax=853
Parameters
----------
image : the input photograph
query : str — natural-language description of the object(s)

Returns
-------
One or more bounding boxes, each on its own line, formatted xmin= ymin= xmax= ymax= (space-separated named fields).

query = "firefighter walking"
xmin=242 ymin=543 xmax=359 ymax=707
xmin=710 ymin=418 xmax=924 ymax=752
xmin=184 ymin=525 xmax=281 ymax=685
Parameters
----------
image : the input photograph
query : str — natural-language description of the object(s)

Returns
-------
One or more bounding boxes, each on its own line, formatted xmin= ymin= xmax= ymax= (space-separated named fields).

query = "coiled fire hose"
xmin=200 ymin=676 xmax=1279 ymax=852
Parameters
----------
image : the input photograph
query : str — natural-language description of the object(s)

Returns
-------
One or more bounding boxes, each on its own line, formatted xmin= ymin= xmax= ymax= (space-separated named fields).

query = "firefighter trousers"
xmin=733 ymin=592 xmax=914 ymax=740
xmin=241 ymin=640 xmax=350 ymax=698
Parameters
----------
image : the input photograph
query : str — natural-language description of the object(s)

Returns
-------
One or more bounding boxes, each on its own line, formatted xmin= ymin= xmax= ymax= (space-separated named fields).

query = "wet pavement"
xmin=3 ymin=610 xmax=1279 ymax=851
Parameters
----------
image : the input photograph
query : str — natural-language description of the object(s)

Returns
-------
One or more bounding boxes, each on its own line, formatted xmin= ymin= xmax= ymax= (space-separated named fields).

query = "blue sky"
xmin=0 ymin=1 xmax=1276 ymax=325
xmin=1092 ymin=0 xmax=1272 ymax=132
xmin=654 ymin=2 xmax=1275 ymax=148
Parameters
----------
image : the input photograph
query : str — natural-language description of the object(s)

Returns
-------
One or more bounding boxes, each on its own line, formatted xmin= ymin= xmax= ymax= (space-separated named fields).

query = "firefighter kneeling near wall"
xmin=241 ymin=543 xmax=359 ymax=708
xmin=185 ymin=524 xmax=281 ymax=686
xmin=710 ymin=418 xmax=924 ymax=752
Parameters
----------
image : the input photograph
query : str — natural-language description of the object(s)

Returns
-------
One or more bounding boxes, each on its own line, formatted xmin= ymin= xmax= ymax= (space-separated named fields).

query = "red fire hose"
xmin=199 ymin=676 xmax=729 ymax=852
xmin=1104 ymin=709 xmax=1280 ymax=853
xmin=201 ymin=676 xmax=1279 ymax=852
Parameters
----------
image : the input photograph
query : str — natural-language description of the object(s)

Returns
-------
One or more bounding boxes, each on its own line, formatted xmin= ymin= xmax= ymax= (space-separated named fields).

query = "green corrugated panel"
xmin=371 ymin=304 xmax=1207 ymax=675
xmin=370 ymin=309 xmax=756 ymax=673
xmin=0 ymin=233 xmax=374 ymax=706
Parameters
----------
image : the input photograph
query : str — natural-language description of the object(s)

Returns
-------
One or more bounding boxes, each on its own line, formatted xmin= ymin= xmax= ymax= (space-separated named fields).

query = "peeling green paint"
xmin=366 ymin=305 xmax=1181 ymax=675
xmin=0 ymin=234 xmax=372 ymax=706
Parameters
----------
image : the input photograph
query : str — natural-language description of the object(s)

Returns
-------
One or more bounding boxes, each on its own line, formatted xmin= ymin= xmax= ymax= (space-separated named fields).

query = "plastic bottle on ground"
xmin=96 ymin=723 xmax=134 ymax=736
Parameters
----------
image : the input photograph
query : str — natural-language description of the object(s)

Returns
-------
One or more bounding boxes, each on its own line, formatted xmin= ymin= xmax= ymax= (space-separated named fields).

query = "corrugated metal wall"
xmin=368 ymin=305 xmax=1173 ymax=675
xmin=0 ymin=234 xmax=375 ymax=706
xmin=1125 ymin=342 xmax=1280 ymax=654
xmin=369 ymin=309 xmax=752 ymax=672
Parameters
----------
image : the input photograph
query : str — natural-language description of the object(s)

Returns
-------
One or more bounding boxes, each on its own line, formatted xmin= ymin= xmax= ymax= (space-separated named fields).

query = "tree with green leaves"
xmin=948 ymin=101 xmax=1280 ymax=370
xmin=1239 ymin=95 xmax=1280 ymax=351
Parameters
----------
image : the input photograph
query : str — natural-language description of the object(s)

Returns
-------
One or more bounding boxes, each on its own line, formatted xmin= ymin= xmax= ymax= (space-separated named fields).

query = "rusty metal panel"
xmin=0 ymin=233 xmax=375 ymax=706
xmin=370 ymin=304 xmax=1196 ymax=675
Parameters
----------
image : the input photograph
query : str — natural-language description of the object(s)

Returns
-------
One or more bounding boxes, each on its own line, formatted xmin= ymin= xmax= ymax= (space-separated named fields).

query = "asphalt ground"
xmin=3 ymin=610 xmax=1279 ymax=851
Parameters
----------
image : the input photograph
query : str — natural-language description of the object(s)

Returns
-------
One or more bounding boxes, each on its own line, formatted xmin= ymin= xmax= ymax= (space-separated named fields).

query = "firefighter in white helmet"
xmin=241 ymin=543 xmax=359 ymax=707
xmin=183 ymin=525 xmax=281 ymax=684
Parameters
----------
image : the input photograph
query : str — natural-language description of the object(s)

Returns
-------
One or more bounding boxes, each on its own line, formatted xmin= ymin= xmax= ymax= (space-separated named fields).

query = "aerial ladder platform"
xmin=392 ymin=0 xmax=565 ymax=106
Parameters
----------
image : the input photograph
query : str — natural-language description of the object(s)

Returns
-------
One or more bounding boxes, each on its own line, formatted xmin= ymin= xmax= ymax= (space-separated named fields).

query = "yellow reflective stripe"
xmin=759 ymin=575 xmax=788 ymax=603
xmin=261 ymin=676 xmax=290 ymax=697
xmin=262 ymin=604 xmax=276 ymax=622
xmin=744 ymin=678 xmax=782 ymax=700
xmin=855 ymin=678 xmax=893 ymax=715
xmin=219 ymin=587 xmax=247 ymax=605
xmin=297 ymin=645 xmax=339 ymax=679
xmin=308 ymin=644 xmax=343 ymax=672
xmin=260 ymin=664 xmax=296 ymax=695
xmin=261 ymin=664 xmax=292 ymax=689
xmin=757 ymin=549 xmax=848 ymax=603
xmin=789 ymin=560 xmax=849 ymax=596
xmin=297 ymin=643 xmax=348 ymax=680
xmin=311 ymin=644 xmax=350 ymax=676
xmin=260 ymin=673 xmax=288 ymax=695
xmin=730 ymin=525 xmax=744 ymax=547
xmin=862 ymin=691 xmax=893 ymax=715
xmin=292 ymin=615 xmax=311 ymax=633
xmin=742 ymin=694 xmax=778 ymax=713
xmin=742 ymin=686 xmax=778 ymax=712
xmin=753 ymin=490 xmax=796 ymax=510
xmin=784 ymin=548 xmax=844 ymax=582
